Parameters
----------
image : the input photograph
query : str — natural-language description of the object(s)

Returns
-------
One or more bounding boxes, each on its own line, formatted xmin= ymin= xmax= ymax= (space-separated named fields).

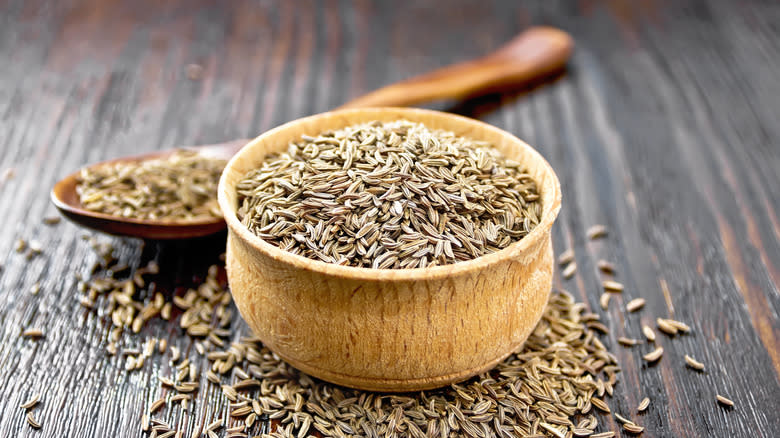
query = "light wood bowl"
xmin=217 ymin=108 xmax=561 ymax=391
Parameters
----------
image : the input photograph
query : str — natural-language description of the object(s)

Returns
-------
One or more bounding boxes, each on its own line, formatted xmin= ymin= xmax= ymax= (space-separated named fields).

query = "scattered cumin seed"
xmin=540 ymin=422 xmax=567 ymax=438
xmin=587 ymin=224 xmax=608 ymax=239
xmin=170 ymin=346 xmax=181 ymax=362
xmin=170 ymin=394 xmax=191 ymax=403
xmin=626 ymin=298 xmax=645 ymax=313
xmin=573 ymin=428 xmax=594 ymax=437
xmin=642 ymin=325 xmax=656 ymax=342
xmin=245 ymin=412 xmax=256 ymax=428
xmin=642 ymin=347 xmax=664 ymax=363
xmin=602 ymin=280 xmax=624 ymax=292
xmin=623 ymin=422 xmax=644 ymax=434
xmin=22 ymin=328 xmax=43 ymax=338
xmin=600 ymin=293 xmax=611 ymax=310
xmin=637 ymin=397 xmax=650 ymax=412
xmin=161 ymin=302 xmax=172 ymax=320
xmin=666 ymin=318 xmax=691 ymax=333
xmin=591 ymin=397 xmax=611 ymax=413
xmin=79 ymin=296 xmax=94 ymax=308
xmin=684 ymin=354 xmax=705 ymax=371
xmin=617 ymin=337 xmax=639 ymax=347
xmin=185 ymin=63 xmax=204 ymax=80
xmin=597 ymin=259 xmax=615 ymax=274
xmin=614 ymin=413 xmax=632 ymax=424
xmin=149 ymin=398 xmax=165 ymax=413
xmin=591 ymin=433 xmax=616 ymax=438
xmin=15 ymin=238 xmax=27 ymax=252
xmin=20 ymin=393 xmax=41 ymax=409
xmin=26 ymin=411 xmax=41 ymax=429
xmin=43 ymin=216 xmax=61 ymax=225
xmin=656 ymin=318 xmax=679 ymax=336
xmin=716 ymin=394 xmax=734 ymax=407
xmin=174 ymin=383 xmax=198 ymax=393
xmin=562 ymin=262 xmax=577 ymax=279
xmin=141 ymin=414 xmax=150 ymax=431
xmin=3 ymin=167 xmax=15 ymax=181
xmin=206 ymin=419 xmax=223 ymax=431
xmin=231 ymin=406 xmax=253 ymax=417
xmin=558 ymin=249 xmax=575 ymax=266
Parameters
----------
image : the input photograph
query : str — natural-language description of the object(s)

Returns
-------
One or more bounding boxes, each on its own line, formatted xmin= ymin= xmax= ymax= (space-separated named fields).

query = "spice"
xmin=642 ymin=347 xmax=664 ymax=363
xmin=562 ymin=262 xmax=577 ymax=279
xmin=602 ymin=280 xmax=624 ymax=292
xmin=597 ymin=259 xmax=615 ymax=274
xmin=642 ymin=325 xmax=656 ymax=342
xmin=558 ymin=248 xmax=575 ymax=265
xmin=19 ymin=393 xmax=41 ymax=410
xmin=76 ymin=150 xmax=225 ymax=221
xmin=626 ymin=298 xmax=646 ymax=313
xmin=684 ymin=354 xmax=705 ymax=371
xmin=587 ymin=224 xmax=608 ymax=240
xmin=637 ymin=397 xmax=650 ymax=412
xmin=236 ymin=120 xmax=542 ymax=269
xmin=716 ymin=394 xmax=734 ymax=407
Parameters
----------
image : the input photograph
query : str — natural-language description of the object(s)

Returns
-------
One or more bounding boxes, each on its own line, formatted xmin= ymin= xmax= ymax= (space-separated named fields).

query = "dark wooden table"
xmin=1 ymin=0 xmax=778 ymax=437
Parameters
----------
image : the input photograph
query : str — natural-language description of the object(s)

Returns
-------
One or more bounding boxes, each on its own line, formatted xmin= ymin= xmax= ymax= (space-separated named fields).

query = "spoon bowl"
xmin=50 ymin=139 xmax=248 ymax=239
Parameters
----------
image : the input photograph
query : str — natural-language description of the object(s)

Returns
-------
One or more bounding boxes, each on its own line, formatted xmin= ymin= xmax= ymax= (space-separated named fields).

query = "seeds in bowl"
xmin=236 ymin=120 xmax=542 ymax=268
xmin=76 ymin=150 xmax=226 ymax=221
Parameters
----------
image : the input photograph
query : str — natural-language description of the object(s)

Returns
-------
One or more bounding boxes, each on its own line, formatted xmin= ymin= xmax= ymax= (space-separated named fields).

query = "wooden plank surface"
xmin=1 ymin=0 xmax=778 ymax=437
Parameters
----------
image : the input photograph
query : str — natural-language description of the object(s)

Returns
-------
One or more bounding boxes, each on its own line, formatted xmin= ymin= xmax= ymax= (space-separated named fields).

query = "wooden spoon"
xmin=51 ymin=26 xmax=572 ymax=239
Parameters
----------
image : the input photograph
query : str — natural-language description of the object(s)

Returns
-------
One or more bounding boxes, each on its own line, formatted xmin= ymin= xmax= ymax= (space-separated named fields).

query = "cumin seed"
xmin=642 ymin=347 xmax=664 ymax=363
xmin=716 ymin=394 xmax=734 ymax=407
xmin=684 ymin=354 xmax=705 ymax=371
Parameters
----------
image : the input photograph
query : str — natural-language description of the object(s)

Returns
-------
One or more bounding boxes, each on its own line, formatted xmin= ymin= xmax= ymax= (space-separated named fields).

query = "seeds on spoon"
xmin=76 ymin=150 xmax=226 ymax=221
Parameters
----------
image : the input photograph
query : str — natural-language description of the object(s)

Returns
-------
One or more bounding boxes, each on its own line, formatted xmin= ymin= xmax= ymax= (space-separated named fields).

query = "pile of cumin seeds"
xmin=76 ymin=237 xmax=621 ymax=438
xmin=76 ymin=149 xmax=226 ymax=221
xmin=236 ymin=120 xmax=542 ymax=269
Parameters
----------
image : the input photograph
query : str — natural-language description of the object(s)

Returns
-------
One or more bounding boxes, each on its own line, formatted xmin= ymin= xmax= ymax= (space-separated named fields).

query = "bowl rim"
xmin=218 ymin=107 xmax=561 ymax=281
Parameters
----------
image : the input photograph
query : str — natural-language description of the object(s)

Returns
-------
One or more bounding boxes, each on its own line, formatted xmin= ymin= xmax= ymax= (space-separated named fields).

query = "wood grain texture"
xmin=219 ymin=107 xmax=561 ymax=391
xmin=0 ymin=0 xmax=778 ymax=436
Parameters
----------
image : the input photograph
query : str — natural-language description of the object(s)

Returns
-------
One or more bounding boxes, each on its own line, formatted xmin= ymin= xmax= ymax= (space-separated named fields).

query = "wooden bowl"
xmin=217 ymin=108 xmax=561 ymax=391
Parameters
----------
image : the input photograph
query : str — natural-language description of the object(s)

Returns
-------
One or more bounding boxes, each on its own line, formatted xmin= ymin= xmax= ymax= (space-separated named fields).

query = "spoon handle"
xmin=339 ymin=26 xmax=573 ymax=109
